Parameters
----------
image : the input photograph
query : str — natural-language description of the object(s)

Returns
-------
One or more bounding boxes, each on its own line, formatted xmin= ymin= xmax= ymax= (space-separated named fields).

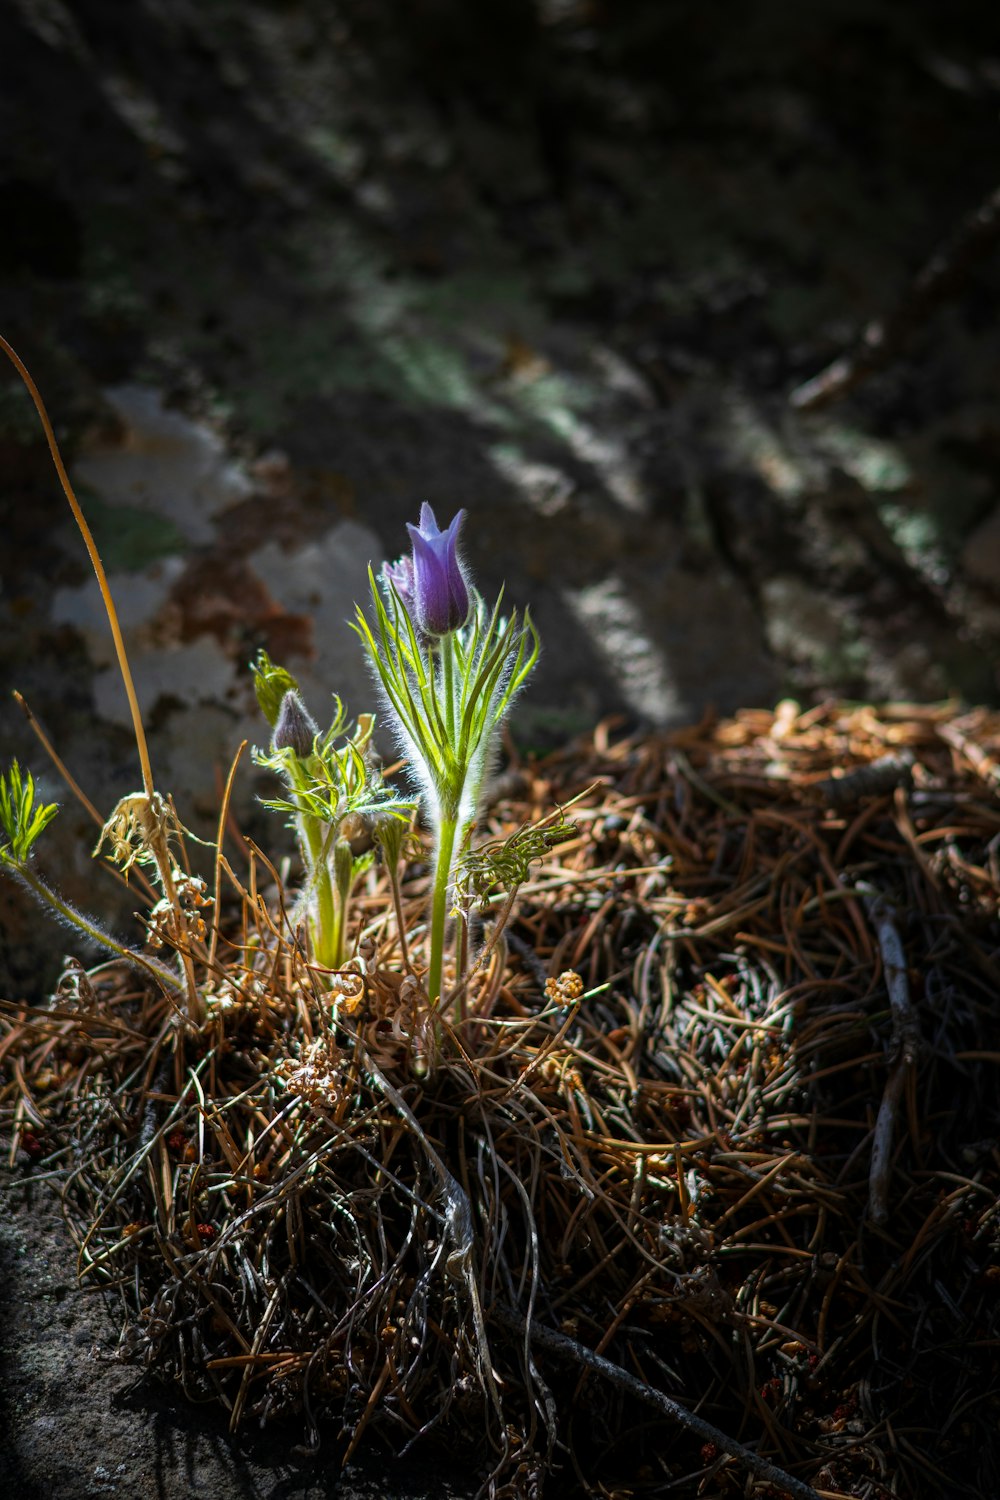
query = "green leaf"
xmin=354 ymin=571 xmax=538 ymax=822
xmin=254 ymin=705 xmax=415 ymax=833
xmin=251 ymin=650 xmax=300 ymax=727
xmin=0 ymin=761 xmax=58 ymax=866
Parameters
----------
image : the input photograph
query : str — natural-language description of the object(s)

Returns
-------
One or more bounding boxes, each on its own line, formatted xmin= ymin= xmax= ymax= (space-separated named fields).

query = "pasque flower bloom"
xmin=359 ymin=502 xmax=537 ymax=1006
xmin=399 ymin=503 xmax=470 ymax=638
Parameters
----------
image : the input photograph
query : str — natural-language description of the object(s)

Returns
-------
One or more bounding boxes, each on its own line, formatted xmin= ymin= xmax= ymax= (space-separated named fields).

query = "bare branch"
xmin=790 ymin=184 xmax=1000 ymax=412
xmin=492 ymin=1304 xmax=823 ymax=1500
xmin=864 ymin=892 xmax=920 ymax=1226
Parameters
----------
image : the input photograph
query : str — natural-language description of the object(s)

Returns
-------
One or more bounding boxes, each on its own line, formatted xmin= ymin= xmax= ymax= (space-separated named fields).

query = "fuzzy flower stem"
xmin=375 ymin=816 xmax=412 ymax=971
xmin=274 ymin=740 xmax=340 ymax=974
xmin=332 ymin=838 xmax=355 ymax=970
xmin=298 ymin=808 xmax=339 ymax=971
xmin=424 ymin=632 xmax=464 ymax=1002
xmin=12 ymin=860 xmax=186 ymax=997
xmin=388 ymin=864 xmax=411 ymax=971
xmin=314 ymin=836 xmax=339 ymax=968
xmin=427 ymin=812 xmax=459 ymax=1006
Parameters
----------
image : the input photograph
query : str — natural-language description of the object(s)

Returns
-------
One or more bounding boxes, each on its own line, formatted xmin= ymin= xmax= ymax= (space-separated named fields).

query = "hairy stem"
xmin=300 ymin=814 xmax=339 ymax=972
xmin=428 ymin=813 xmax=458 ymax=1005
xmin=387 ymin=860 xmax=411 ymax=970
xmin=313 ymin=856 xmax=339 ymax=969
xmin=11 ymin=860 xmax=186 ymax=997
xmin=331 ymin=837 xmax=355 ymax=972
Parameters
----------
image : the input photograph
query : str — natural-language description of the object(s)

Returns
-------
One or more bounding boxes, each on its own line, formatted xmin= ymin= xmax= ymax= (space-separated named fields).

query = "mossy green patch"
xmin=80 ymin=490 xmax=187 ymax=571
xmin=816 ymin=424 xmax=911 ymax=493
xmin=876 ymin=501 xmax=949 ymax=579
xmin=0 ymin=377 xmax=43 ymax=445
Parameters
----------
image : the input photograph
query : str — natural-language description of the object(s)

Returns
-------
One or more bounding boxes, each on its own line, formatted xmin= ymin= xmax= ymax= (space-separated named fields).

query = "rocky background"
xmin=2 ymin=0 xmax=1000 ymax=1494
xmin=4 ymin=0 xmax=1000 ymax=985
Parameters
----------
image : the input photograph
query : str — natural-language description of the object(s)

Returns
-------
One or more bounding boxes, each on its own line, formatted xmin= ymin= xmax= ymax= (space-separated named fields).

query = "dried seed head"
xmin=544 ymin=970 xmax=584 ymax=1005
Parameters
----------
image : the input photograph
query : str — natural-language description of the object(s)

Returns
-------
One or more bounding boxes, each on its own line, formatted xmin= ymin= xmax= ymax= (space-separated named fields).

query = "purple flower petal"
xmin=384 ymin=553 xmax=416 ymax=612
xmin=405 ymin=505 xmax=470 ymax=637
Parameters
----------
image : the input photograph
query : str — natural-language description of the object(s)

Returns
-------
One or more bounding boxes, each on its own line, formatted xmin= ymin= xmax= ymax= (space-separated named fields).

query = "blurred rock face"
xmin=3 ymin=0 xmax=1000 ymax=999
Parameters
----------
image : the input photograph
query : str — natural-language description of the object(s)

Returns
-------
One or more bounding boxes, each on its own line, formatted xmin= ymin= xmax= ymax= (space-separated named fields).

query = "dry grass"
xmin=4 ymin=700 xmax=1000 ymax=1498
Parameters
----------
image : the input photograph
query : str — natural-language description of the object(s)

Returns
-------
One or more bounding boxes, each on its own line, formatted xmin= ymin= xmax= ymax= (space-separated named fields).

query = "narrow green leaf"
xmin=0 ymin=760 xmax=58 ymax=864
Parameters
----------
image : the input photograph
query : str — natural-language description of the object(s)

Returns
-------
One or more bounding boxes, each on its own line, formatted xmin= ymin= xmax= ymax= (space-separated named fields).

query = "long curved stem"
xmin=314 ymin=859 xmax=339 ymax=968
xmin=0 ymin=335 xmax=156 ymax=801
xmin=12 ymin=861 xmax=186 ymax=996
xmin=1 ymin=334 xmax=201 ymax=1021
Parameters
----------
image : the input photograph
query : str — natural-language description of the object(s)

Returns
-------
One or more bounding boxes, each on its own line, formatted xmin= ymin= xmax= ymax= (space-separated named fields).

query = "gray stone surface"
xmin=0 ymin=1182 xmax=466 ymax=1500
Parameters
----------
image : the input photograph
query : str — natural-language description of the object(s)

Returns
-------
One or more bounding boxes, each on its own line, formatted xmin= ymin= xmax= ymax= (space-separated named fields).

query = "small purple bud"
xmin=273 ymin=689 xmax=317 ymax=758
xmin=405 ymin=502 xmax=470 ymax=637
xmin=384 ymin=553 xmax=416 ymax=612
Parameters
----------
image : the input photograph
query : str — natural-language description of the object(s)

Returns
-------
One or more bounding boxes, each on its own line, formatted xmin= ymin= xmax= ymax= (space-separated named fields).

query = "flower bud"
xmin=272 ymin=690 xmax=317 ymax=758
xmin=340 ymin=810 xmax=375 ymax=857
xmin=384 ymin=553 xmax=416 ymax=613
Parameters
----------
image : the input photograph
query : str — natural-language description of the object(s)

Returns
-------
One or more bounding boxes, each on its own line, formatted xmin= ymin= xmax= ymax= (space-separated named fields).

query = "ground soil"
xmin=0 ymin=1176 xmax=467 ymax=1500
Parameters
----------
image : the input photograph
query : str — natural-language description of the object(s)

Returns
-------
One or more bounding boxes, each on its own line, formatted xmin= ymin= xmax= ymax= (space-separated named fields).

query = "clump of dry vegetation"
xmin=6 ymin=704 xmax=1000 ymax=1498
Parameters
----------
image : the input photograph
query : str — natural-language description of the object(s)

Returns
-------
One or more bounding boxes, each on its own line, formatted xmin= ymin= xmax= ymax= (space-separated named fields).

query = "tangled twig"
xmin=4 ymin=700 xmax=1000 ymax=1497
xmin=493 ymin=1305 xmax=823 ymax=1500
xmin=790 ymin=182 xmax=1000 ymax=411
xmin=864 ymin=891 xmax=920 ymax=1227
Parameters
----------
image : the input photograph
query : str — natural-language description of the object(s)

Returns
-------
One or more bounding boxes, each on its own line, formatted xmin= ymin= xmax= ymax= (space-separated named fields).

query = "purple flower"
xmin=404 ymin=503 xmax=470 ymax=637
